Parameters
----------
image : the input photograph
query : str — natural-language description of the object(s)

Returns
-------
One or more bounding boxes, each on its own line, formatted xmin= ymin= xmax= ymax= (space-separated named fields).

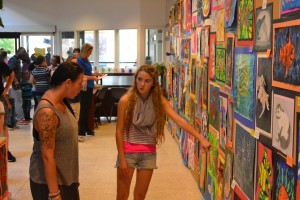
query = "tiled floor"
xmin=7 ymin=120 xmax=202 ymax=200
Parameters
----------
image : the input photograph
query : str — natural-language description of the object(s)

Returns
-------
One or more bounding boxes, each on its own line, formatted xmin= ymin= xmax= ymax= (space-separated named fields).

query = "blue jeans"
xmin=22 ymin=99 xmax=32 ymax=120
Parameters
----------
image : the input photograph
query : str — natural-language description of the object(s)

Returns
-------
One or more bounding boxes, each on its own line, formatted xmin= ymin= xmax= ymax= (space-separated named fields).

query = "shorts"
xmin=115 ymin=153 xmax=157 ymax=170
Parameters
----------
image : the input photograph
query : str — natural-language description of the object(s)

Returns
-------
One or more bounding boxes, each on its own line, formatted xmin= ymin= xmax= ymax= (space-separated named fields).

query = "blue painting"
xmin=233 ymin=48 xmax=256 ymax=128
xmin=281 ymin=0 xmax=300 ymax=15
xmin=233 ymin=122 xmax=256 ymax=200
xmin=203 ymin=172 xmax=216 ymax=200
xmin=224 ymin=0 xmax=237 ymax=28
xmin=209 ymin=84 xmax=220 ymax=132
xmin=273 ymin=20 xmax=300 ymax=92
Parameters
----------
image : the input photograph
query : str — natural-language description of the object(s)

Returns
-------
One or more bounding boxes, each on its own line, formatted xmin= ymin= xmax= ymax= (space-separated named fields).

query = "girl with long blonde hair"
xmin=116 ymin=65 xmax=210 ymax=200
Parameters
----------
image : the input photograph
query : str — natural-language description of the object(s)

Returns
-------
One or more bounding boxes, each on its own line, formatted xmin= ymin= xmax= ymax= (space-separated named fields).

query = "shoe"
xmin=86 ymin=130 xmax=95 ymax=136
xmin=17 ymin=120 xmax=29 ymax=125
xmin=78 ymin=136 xmax=86 ymax=142
xmin=8 ymin=151 xmax=16 ymax=162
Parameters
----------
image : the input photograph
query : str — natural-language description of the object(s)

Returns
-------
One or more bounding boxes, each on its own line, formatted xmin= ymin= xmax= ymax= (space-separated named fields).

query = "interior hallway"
xmin=7 ymin=120 xmax=202 ymax=200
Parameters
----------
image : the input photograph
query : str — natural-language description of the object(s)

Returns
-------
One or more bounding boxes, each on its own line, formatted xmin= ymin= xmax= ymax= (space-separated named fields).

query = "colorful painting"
xmin=256 ymin=142 xmax=273 ymax=200
xmin=185 ymin=0 xmax=192 ymax=32
xmin=281 ymin=0 xmax=300 ymax=15
xmin=204 ymin=172 xmax=217 ymax=200
xmin=223 ymin=148 xmax=233 ymax=200
xmin=233 ymin=122 xmax=256 ymax=200
xmin=237 ymin=0 xmax=254 ymax=44
xmin=203 ymin=0 xmax=211 ymax=18
xmin=216 ymin=9 xmax=225 ymax=42
xmin=226 ymin=99 xmax=234 ymax=150
xmin=200 ymin=29 xmax=205 ymax=55
xmin=184 ymin=38 xmax=191 ymax=62
xmin=202 ymin=62 xmax=208 ymax=108
xmin=192 ymin=0 xmax=198 ymax=13
xmin=297 ymin=112 xmax=300 ymax=200
xmin=196 ymin=66 xmax=203 ymax=118
xmin=212 ymin=0 xmax=224 ymax=11
xmin=272 ymin=19 xmax=300 ymax=92
xmin=224 ymin=0 xmax=237 ymax=28
xmin=208 ymin=131 xmax=219 ymax=179
xmin=188 ymin=138 xmax=195 ymax=170
xmin=180 ymin=131 xmax=188 ymax=166
xmin=209 ymin=33 xmax=216 ymax=81
xmin=211 ymin=11 xmax=217 ymax=32
xmin=190 ymin=57 xmax=197 ymax=94
xmin=254 ymin=4 xmax=273 ymax=52
xmin=226 ymin=33 xmax=234 ymax=88
xmin=219 ymin=93 xmax=228 ymax=151
xmin=217 ymin=155 xmax=225 ymax=200
xmin=201 ymin=109 xmax=209 ymax=138
xmin=272 ymin=94 xmax=294 ymax=157
xmin=215 ymin=47 xmax=226 ymax=85
xmin=273 ymin=156 xmax=296 ymax=200
xmin=204 ymin=26 xmax=210 ymax=57
xmin=191 ymin=14 xmax=197 ymax=54
xmin=197 ymin=0 xmax=204 ymax=25
xmin=233 ymin=47 xmax=256 ymax=128
xmin=209 ymin=84 xmax=220 ymax=132
xmin=199 ymin=149 xmax=207 ymax=194
xmin=255 ymin=55 xmax=272 ymax=138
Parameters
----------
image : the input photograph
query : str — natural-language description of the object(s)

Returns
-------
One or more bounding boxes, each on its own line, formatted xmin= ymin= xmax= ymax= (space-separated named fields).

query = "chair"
xmin=94 ymin=87 xmax=110 ymax=124
xmin=109 ymin=87 xmax=128 ymax=122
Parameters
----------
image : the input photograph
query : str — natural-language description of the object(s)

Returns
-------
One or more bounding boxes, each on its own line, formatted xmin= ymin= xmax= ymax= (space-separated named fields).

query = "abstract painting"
xmin=209 ymin=33 xmax=216 ymax=81
xmin=199 ymin=149 xmax=207 ymax=194
xmin=188 ymin=138 xmax=195 ymax=170
xmin=202 ymin=62 xmax=208 ymax=108
xmin=224 ymin=0 xmax=237 ymax=28
xmin=215 ymin=47 xmax=226 ymax=85
xmin=211 ymin=11 xmax=217 ymax=32
xmin=200 ymin=29 xmax=205 ymax=55
xmin=233 ymin=121 xmax=256 ymax=200
xmin=281 ymin=0 xmax=300 ymax=15
xmin=273 ymin=155 xmax=296 ymax=200
xmin=237 ymin=0 xmax=254 ymax=45
xmin=180 ymin=131 xmax=188 ymax=166
xmin=272 ymin=94 xmax=294 ymax=157
xmin=254 ymin=4 xmax=273 ymax=52
xmin=201 ymin=109 xmax=209 ymax=138
xmin=226 ymin=99 xmax=234 ymax=150
xmin=185 ymin=0 xmax=192 ymax=33
xmin=204 ymin=26 xmax=210 ymax=57
xmin=219 ymin=93 xmax=228 ymax=151
xmin=190 ymin=57 xmax=197 ymax=94
xmin=197 ymin=0 xmax=204 ymax=26
xmin=209 ymin=84 xmax=220 ymax=133
xmin=196 ymin=66 xmax=203 ymax=118
xmin=272 ymin=19 xmax=300 ymax=92
xmin=255 ymin=55 xmax=272 ymax=137
xmin=297 ymin=112 xmax=300 ymax=200
xmin=255 ymin=142 xmax=273 ymax=200
xmin=203 ymin=0 xmax=211 ymax=18
xmin=212 ymin=0 xmax=224 ymax=11
xmin=233 ymin=47 xmax=256 ymax=128
xmin=208 ymin=131 xmax=219 ymax=180
xmin=226 ymin=33 xmax=234 ymax=88
xmin=204 ymin=172 xmax=217 ymax=200
xmin=216 ymin=9 xmax=225 ymax=42
xmin=223 ymin=148 xmax=233 ymax=200
xmin=217 ymin=155 xmax=225 ymax=200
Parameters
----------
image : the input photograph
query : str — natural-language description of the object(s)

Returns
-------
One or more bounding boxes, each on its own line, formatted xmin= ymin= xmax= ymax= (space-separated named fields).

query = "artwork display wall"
xmin=167 ymin=0 xmax=299 ymax=199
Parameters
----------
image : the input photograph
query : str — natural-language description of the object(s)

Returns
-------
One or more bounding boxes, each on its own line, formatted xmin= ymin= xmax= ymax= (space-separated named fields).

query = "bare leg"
xmin=117 ymin=167 xmax=135 ymax=200
xmin=0 ymin=114 xmax=4 ymax=136
xmin=133 ymin=169 xmax=154 ymax=200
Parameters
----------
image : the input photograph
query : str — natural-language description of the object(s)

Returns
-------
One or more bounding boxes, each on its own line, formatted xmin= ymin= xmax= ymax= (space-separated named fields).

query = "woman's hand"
xmin=118 ymin=158 xmax=129 ymax=176
xmin=200 ymin=136 xmax=211 ymax=152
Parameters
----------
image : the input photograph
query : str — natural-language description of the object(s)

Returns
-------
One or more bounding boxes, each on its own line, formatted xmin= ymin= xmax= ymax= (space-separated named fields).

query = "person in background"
xmin=77 ymin=43 xmax=104 ymax=140
xmin=20 ymin=71 xmax=33 ymax=123
xmin=73 ymin=48 xmax=80 ymax=58
xmin=0 ymin=50 xmax=16 ymax=162
xmin=115 ymin=65 xmax=211 ymax=200
xmin=48 ymin=55 xmax=61 ymax=77
xmin=29 ymin=62 xmax=84 ymax=200
xmin=45 ymin=47 xmax=51 ymax=66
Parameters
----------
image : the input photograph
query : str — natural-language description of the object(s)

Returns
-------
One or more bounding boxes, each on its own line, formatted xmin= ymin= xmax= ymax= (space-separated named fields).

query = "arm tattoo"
xmin=38 ymin=110 xmax=58 ymax=149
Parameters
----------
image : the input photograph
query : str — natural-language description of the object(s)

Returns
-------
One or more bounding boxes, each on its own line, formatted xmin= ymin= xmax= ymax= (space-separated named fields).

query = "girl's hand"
xmin=119 ymin=159 xmax=129 ymax=176
xmin=200 ymin=137 xmax=211 ymax=152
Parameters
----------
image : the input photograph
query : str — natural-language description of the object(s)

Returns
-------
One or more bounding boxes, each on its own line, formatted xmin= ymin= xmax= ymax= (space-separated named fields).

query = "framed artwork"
xmin=215 ymin=46 xmax=226 ymax=85
xmin=254 ymin=4 xmax=273 ymax=52
xmin=212 ymin=0 xmax=224 ymax=11
xmin=190 ymin=56 xmax=197 ymax=94
xmin=204 ymin=172 xmax=217 ymax=200
xmin=233 ymin=121 xmax=256 ymax=200
xmin=223 ymin=148 xmax=233 ymax=200
xmin=197 ymin=0 xmax=204 ymax=26
xmin=232 ymin=185 xmax=249 ymax=200
xmin=216 ymin=9 xmax=225 ymax=42
xmin=200 ymin=29 xmax=205 ymax=55
xmin=201 ymin=109 xmax=209 ymax=138
xmin=202 ymin=62 xmax=208 ymax=109
xmin=255 ymin=54 xmax=272 ymax=138
xmin=271 ymin=93 xmax=294 ymax=157
xmin=225 ymin=33 xmax=234 ymax=88
xmin=180 ymin=131 xmax=188 ymax=166
xmin=233 ymin=47 xmax=256 ymax=128
xmin=217 ymin=155 xmax=225 ymax=199
xmin=203 ymin=0 xmax=211 ymax=18
xmin=198 ymin=149 xmax=207 ymax=194
xmin=273 ymin=155 xmax=296 ymax=200
xmin=209 ymin=33 xmax=216 ymax=81
xmin=272 ymin=19 xmax=300 ymax=92
xmin=196 ymin=65 xmax=203 ymax=118
xmin=191 ymin=14 xmax=197 ymax=54
xmin=211 ymin=11 xmax=217 ymax=32
xmin=207 ymin=131 xmax=219 ymax=180
xmin=209 ymin=83 xmax=220 ymax=133
xmin=219 ymin=93 xmax=228 ymax=152
xmin=237 ymin=0 xmax=254 ymax=46
xmin=204 ymin=26 xmax=210 ymax=57
xmin=197 ymin=27 xmax=201 ymax=60
xmin=185 ymin=0 xmax=192 ymax=33
xmin=224 ymin=0 xmax=237 ymax=28
xmin=188 ymin=137 xmax=195 ymax=170
xmin=281 ymin=0 xmax=300 ymax=15
xmin=255 ymin=142 xmax=273 ymax=200
xmin=192 ymin=0 xmax=198 ymax=13
xmin=183 ymin=38 xmax=191 ymax=62
xmin=297 ymin=111 xmax=300 ymax=200
xmin=226 ymin=98 xmax=234 ymax=150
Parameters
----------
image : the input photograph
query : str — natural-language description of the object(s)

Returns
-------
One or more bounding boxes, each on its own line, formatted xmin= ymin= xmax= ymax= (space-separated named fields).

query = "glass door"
xmin=0 ymin=32 xmax=21 ymax=59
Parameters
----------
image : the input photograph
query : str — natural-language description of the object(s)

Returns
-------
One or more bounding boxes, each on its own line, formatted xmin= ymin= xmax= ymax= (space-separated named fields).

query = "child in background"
xmin=19 ymin=71 xmax=33 ymax=124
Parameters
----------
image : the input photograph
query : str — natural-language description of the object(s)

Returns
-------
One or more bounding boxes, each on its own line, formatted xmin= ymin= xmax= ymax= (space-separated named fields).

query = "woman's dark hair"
xmin=34 ymin=55 xmax=45 ymax=65
xmin=0 ymin=50 xmax=7 ymax=62
xmin=53 ymin=55 xmax=61 ymax=65
xmin=73 ymin=48 xmax=80 ymax=53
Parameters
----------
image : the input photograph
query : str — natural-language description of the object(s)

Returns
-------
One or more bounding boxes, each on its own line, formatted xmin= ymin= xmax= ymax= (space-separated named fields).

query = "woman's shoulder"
xmin=119 ymin=92 xmax=130 ymax=104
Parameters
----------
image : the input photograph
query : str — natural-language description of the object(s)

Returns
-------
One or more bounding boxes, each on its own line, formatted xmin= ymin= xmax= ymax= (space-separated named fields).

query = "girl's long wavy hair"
xmin=124 ymin=65 xmax=166 ymax=145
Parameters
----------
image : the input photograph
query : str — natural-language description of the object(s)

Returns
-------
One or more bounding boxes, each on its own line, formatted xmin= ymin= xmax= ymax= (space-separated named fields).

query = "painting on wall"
xmin=272 ymin=19 xmax=300 ymax=92
xmin=255 ymin=55 xmax=272 ymax=138
xmin=209 ymin=33 xmax=216 ymax=81
xmin=208 ymin=131 xmax=219 ymax=180
xmin=203 ymin=0 xmax=211 ymax=18
xmin=201 ymin=110 xmax=209 ymax=138
xmin=233 ymin=121 xmax=256 ymax=200
xmin=180 ymin=131 xmax=188 ymax=166
xmin=219 ymin=93 xmax=228 ymax=151
xmin=226 ymin=99 xmax=234 ymax=150
xmin=254 ymin=4 xmax=273 ymax=52
xmin=273 ymin=155 xmax=296 ymax=200
xmin=204 ymin=172 xmax=217 ymax=200
xmin=198 ymin=148 xmax=207 ymax=194
xmin=209 ymin=84 xmax=220 ymax=133
xmin=212 ymin=0 xmax=224 ymax=11
xmin=188 ymin=138 xmax=195 ymax=170
xmin=190 ymin=57 xmax=197 ymax=94
xmin=237 ymin=0 xmax=254 ymax=46
xmin=223 ymin=148 xmax=233 ymax=200
xmin=255 ymin=142 xmax=273 ymax=200
xmin=211 ymin=10 xmax=217 ymax=32
xmin=226 ymin=33 xmax=234 ymax=88
xmin=204 ymin=26 xmax=210 ymax=57
xmin=216 ymin=9 xmax=225 ymax=42
xmin=281 ymin=0 xmax=300 ymax=15
xmin=196 ymin=66 xmax=203 ymax=118
xmin=197 ymin=0 xmax=204 ymax=26
xmin=200 ymin=29 xmax=205 ymax=55
xmin=233 ymin=47 xmax=256 ymax=128
xmin=217 ymin=155 xmax=225 ymax=199
xmin=185 ymin=0 xmax=192 ymax=33
xmin=202 ymin=62 xmax=208 ymax=109
xmin=297 ymin=112 xmax=300 ymax=200
xmin=215 ymin=46 xmax=226 ymax=85
xmin=272 ymin=93 xmax=294 ymax=157
xmin=224 ymin=0 xmax=237 ymax=28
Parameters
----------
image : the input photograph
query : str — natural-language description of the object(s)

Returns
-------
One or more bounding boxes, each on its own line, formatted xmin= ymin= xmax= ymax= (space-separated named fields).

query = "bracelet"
xmin=48 ymin=190 xmax=60 ymax=200
xmin=48 ymin=195 xmax=60 ymax=200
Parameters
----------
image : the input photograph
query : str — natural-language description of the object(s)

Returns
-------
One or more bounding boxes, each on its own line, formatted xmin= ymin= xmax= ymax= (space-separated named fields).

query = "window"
xmin=79 ymin=31 xmax=95 ymax=65
xmin=145 ymin=29 xmax=163 ymax=65
xmin=99 ymin=30 xmax=114 ymax=68
xmin=0 ymin=39 xmax=16 ymax=59
xmin=62 ymin=32 xmax=75 ymax=60
xmin=119 ymin=29 xmax=137 ymax=68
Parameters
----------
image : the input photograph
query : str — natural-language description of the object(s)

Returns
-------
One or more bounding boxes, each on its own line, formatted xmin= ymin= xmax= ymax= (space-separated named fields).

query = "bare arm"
xmin=161 ymin=96 xmax=210 ymax=151
xmin=35 ymin=108 xmax=61 ymax=196
xmin=3 ymin=71 xmax=14 ymax=96
xmin=84 ymin=75 xmax=100 ymax=81
xmin=29 ymin=74 xmax=36 ymax=85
